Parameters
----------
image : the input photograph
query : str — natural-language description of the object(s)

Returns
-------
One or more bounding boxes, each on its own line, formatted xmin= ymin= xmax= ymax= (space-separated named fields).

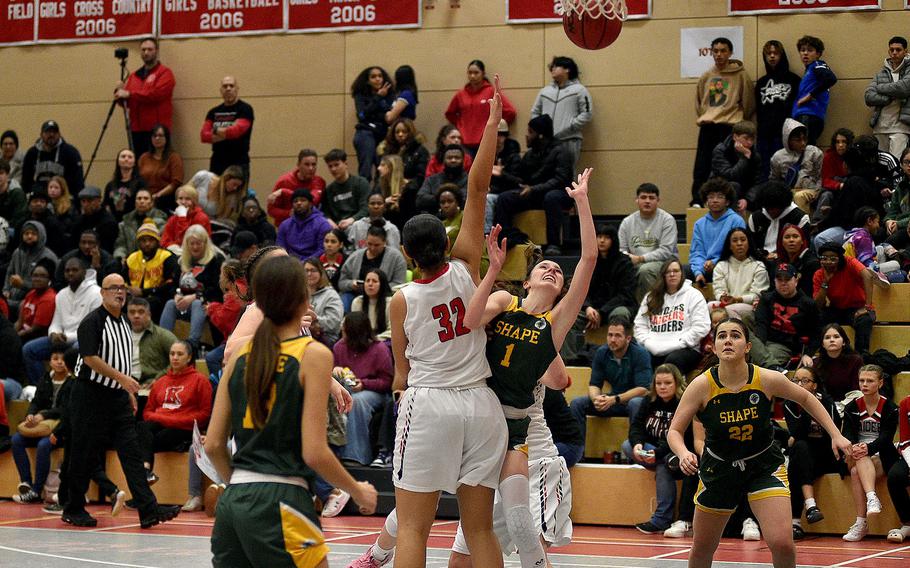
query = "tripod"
xmin=84 ymin=54 xmax=133 ymax=181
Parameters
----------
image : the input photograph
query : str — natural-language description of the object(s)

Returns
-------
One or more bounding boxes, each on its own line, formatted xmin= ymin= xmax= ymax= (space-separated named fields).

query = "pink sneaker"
xmin=347 ymin=545 xmax=392 ymax=567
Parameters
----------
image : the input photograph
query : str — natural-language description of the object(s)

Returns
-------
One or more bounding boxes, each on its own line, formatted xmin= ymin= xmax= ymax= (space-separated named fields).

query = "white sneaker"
xmin=866 ymin=494 xmax=882 ymax=515
xmin=182 ymin=496 xmax=203 ymax=512
xmin=321 ymin=489 xmax=350 ymax=518
xmin=742 ymin=518 xmax=761 ymax=541
xmin=663 ymin=520 xmax=691 ymax=538
xmin=843 ymin=521 xmax=868 ymax=542
xmin=887 ymin=526 xmax=910 ymax=543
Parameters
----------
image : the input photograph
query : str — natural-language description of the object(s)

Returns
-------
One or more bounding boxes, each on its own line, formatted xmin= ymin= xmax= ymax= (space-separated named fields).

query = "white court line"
xmin=649 ymin=547 xmax=691 ymax=559
xmin=0 ymin=544 xmax=160 ymax=567
xmin=827 ymin=544 xmax=910 ymax=567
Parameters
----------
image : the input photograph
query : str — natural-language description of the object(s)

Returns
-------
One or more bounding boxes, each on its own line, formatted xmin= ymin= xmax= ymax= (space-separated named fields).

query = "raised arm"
xmin=463 ymin=225 xmax=513 ymax=330
xmin=550 ymin=168 xmax=596 ymax=347
xmin=451 ymin=75 xmax=503 ymax=282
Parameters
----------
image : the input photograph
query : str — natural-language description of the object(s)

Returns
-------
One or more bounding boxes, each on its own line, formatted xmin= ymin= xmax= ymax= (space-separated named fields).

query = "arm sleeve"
xmin=567 ymin=86 xmax=593 ymax=134
xmin=221 ymin=118 xmax=252 ymax=140
xmin=444 ymin=93 xmax=460 ymax=125
xmin=754 ymin=294 xmax=771 ymax=343
xmin=76 ymin=314 xmax=101 ymax=358
xmin=743 ymin=263 xmax=770 ymax=305
xmin=864 ymin=78 xmax=891 ymax=107
xmin=647 ymin=215 xmax=678 ymax=263
xmin=32 ymin=295 xmax=56 ymax=326
xmin=711 ymin=261 xmax=729 ymax=299
xmin=628 ymin=400 xmax=649 ymax=446
xmin=633 ymin=301 xmax=652 ymax=351
xmin=689 ymin=222 xmax=707 ymax=277
xmin=200 ymin=118 xmax=214 ymax=144
xmin=387 ymin=252 xmax=407 ymax=287
xmin=681 ymin=294 xmax=711 ymax=349
xmin=530 ymin=91 xmax=543 ymax=119
xmin=631 ymin=348 xmax=653 ymax=389
xmin=589 ymin=349 xmax=606 ymax=390
xmin=500 ymin=92 xmax=518 ymax=124
xmin=810 ymin=63 xmax=838 ymax=98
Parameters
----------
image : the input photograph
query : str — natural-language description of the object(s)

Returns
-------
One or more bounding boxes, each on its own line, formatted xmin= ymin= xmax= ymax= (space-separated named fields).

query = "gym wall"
xmin=0 ymin=0 xmax=905 ymax=215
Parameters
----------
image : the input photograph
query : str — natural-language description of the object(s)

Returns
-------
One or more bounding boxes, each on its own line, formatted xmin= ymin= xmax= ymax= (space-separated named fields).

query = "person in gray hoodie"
xmin=530 ymin=56 xmax=593 ymax=168
xmin=864 ymin=36 xmax=910 ymax=158
xmin=770 ymin=119 xmax=823 ymax=213
xmin=3 ymin=220 xmax=58 ymax=307
xmin=618 ymin=183 xmax=679 ymax=301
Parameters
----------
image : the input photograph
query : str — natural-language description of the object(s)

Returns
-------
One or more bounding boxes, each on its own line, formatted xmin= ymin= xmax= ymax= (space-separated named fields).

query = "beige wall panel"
xmin=653 ymin=0 xmax=731 ymax=19
xmin=344 ymin=25 xmax=546 ymax=94
xmin=582 ymin=85 xmax=699 ymax=152
xmin=543 ymin=17 xmax=758 ymax=86
xmin=578 ymin=149 xmax=693 ymax=214
xmin=164 ymin=34 xmax=346 ymax=97
xmin=818 ymin=79 xmax=875 ymax=142
xmin=422 ymin=0 xmax=508 ymax=28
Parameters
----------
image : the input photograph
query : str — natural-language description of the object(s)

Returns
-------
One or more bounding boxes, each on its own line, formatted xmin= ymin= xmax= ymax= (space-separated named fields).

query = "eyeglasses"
xmin=103 ymin=285 xmax=128 ymax=292
xmin=819 ymin=256 xmax=839 ymax=263
xmin=901 ymin=160 xmax=910 ymax=165
xmin=791 ymin=378 xmax=815 ymax=385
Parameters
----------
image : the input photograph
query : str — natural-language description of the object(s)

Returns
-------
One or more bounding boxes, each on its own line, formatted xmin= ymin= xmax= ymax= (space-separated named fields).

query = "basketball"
xmin=562 ymin=9 xmax=623 ymax=50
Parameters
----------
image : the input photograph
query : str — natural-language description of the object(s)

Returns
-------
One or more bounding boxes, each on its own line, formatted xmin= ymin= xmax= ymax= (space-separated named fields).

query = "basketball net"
xmin=559 ymin=0 xmax=627 ymax=20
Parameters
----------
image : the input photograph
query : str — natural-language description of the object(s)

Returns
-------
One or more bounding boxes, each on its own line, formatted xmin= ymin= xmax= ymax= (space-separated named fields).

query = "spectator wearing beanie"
xmin=122 ymin=223 xmax=179 ymax=322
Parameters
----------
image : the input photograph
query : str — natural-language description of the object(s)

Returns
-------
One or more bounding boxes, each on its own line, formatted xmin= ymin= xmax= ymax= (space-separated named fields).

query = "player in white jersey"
xmin=348 ymin=381 xmax=574 ymax=568
xmin=388 ymin=76 xmax=508 ymax=568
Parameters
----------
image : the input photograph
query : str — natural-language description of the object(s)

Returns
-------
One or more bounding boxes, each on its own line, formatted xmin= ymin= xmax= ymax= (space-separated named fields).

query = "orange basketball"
xmin=562 ymin=9 xmax=623 ymax=50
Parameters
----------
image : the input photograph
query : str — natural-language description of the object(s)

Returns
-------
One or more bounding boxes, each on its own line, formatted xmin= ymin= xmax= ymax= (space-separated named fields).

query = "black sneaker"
xmin=792 ymin=524 xmax=805 ymax=540
xmin=43 ymin=503 xmax=64 ymax=515
xmin=806 ymin=506 xmax=824 ymax=524
xmin=62 ymin=512 xmax=98 ymax=527
xmin=140 ymin=505 xmax=180 ymax=529
xmin=635 ymin=521 xmax=664 ymax=534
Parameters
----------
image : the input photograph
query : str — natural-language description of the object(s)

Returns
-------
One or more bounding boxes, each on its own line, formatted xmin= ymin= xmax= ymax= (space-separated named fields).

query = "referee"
xmin=62 ymin=273 xmax=180 ymax=528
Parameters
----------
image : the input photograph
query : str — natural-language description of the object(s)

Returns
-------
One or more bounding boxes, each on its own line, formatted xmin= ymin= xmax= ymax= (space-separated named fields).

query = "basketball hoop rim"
xmin=559 ymin=0 xmax=628 ymax=21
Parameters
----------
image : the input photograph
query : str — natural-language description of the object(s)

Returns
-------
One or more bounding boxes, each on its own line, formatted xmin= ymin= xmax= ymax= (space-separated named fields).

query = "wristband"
xmin=614 ymin=395 xmax=621 ymax=405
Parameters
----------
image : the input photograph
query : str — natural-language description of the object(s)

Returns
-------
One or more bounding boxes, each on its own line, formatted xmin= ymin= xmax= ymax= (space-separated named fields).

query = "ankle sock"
xmin=805 ymin=498 xmax=816 ymax=510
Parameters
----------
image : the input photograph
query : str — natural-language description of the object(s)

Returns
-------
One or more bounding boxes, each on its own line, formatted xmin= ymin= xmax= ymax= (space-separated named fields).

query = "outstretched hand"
xmin=565 ymin=168 xmax=593 ymax=200
xmin=487 ymin=74 xmax=503 ymax=125
xmin=486 ymin=224 xmax=507 ymax=273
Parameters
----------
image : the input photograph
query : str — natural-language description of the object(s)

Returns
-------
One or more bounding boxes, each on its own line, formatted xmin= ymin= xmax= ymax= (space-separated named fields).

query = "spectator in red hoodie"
xmin=267 ymin=148 xmax=326 ymax=226
xmin=444 ymin=60 xmax=517 ymax=156
xmin=161 ymin=185 xmax=212 ymax=250
xmin=137 ymin=339 xmax=212 ymax=484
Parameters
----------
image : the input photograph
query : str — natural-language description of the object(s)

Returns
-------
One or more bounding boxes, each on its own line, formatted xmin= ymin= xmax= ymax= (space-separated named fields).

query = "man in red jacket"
xmin=114 ymin=37 xmax=176 ymax=158
xmin=268 ymin=148 xmax=326 ymax=226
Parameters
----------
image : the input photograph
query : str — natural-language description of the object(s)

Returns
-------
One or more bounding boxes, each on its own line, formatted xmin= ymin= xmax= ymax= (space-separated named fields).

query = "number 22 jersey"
xmin=401 ymin=260 xmax=491 ymax=389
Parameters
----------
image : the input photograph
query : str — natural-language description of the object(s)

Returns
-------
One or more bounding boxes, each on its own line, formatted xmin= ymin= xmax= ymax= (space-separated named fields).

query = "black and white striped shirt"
xmin=74 ymin=306 xmax=134 ymax=390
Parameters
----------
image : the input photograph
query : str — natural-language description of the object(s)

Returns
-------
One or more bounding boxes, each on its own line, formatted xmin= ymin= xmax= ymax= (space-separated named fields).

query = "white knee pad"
xmin=383 ymin=508 xmax=399 ymax=539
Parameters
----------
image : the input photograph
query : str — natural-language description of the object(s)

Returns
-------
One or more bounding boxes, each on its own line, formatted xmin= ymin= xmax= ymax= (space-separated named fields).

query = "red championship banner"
xmin=729 ymin=0 xmax=880 ymax=15
xmin=159 ymin=0 xmax=283 ymax=38
xmin=288 ymin=0 xmax=420 ymax=33
xmin=1 ymin=0 xmax=36 ymax=45
xmin=506 ymin=0 xmax=651 ymax=23
xmin=36 ymin=0 xmax=155 ymax=43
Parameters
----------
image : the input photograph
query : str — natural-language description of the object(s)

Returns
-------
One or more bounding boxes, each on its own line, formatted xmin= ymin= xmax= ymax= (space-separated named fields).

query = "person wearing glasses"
xmin=813 ymin=242 xmax=877 ymax=353
xmin=784 ymin=366 xmax=840 ymax=540
xmin=62 ymin=273 xmax=181 ymax=529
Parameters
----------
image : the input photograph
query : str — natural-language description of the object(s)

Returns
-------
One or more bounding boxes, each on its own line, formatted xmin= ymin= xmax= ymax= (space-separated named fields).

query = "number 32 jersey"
xmin=401 ymin=260 xmax=491 ymax=389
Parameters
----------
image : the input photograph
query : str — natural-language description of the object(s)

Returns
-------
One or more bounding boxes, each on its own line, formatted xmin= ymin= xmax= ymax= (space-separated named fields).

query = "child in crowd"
xmin=785 ymin=366 xmax=841 ymax=539
xmin=320 ymin=228 xmax=347 ymax=290
xmin=160 ymin=185 xmax=212 ymax=250
xmin=844 ymin=207 xmax=897 ymax=283
xmin=334 ymin=311 xmax=393 ymax=468
xmin=887 ymin=392 xmax=910 ymax=543
xmin=747 ymin=181 xmax=809 ymax=262
xmin=11 ymin=345 xmax=72 ymax=504
xmin=351 ymin=268 xmax=392 ymax=340
xmin=623 ymin=364 xmax=691 ymax=534
xmin=814 ymin=323 xmax=863 ymax=404
xmin=792 ymin=35 xmax=838 ymax=145
xmin=710 ymin=227 xmax=769 ymax=320
xmin=841 ymin=365 xmax=899 ymax=542
xmin=689 ymin=178 xmax=746 ymax=287
xmin=771 ymin=119 xmax=823 ymax=213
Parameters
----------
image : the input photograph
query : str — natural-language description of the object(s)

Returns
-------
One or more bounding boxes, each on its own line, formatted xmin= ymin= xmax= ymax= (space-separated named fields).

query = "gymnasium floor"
xmin=2 ymin=502 xmax=909 ymax=567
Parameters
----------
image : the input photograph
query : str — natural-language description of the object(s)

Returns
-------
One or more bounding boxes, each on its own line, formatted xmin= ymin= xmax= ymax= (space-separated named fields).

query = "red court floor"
xmin=1 ymin=501 xmax=909 ymax=567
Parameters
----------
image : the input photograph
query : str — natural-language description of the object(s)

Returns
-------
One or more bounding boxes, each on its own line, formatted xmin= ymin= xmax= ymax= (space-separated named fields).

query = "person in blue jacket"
xmin=792 ymin=36 xmax=838 ymax=145
xmin=690 ymin=178 xmax=747 ymax=287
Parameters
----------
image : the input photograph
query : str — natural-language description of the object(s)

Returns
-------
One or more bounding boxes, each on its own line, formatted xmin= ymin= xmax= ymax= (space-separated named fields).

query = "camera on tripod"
xmin=114 ymin=47 xmax=128 ymax=60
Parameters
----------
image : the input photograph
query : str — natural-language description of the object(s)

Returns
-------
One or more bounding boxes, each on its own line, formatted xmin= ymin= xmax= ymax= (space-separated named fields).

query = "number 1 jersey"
xmin=401 ymin=260 xmax=491 ymax=389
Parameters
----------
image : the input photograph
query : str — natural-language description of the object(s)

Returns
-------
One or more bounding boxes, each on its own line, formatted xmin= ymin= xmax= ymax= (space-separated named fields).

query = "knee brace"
xmin=501 ymin=474 xmax=546 ymax=567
